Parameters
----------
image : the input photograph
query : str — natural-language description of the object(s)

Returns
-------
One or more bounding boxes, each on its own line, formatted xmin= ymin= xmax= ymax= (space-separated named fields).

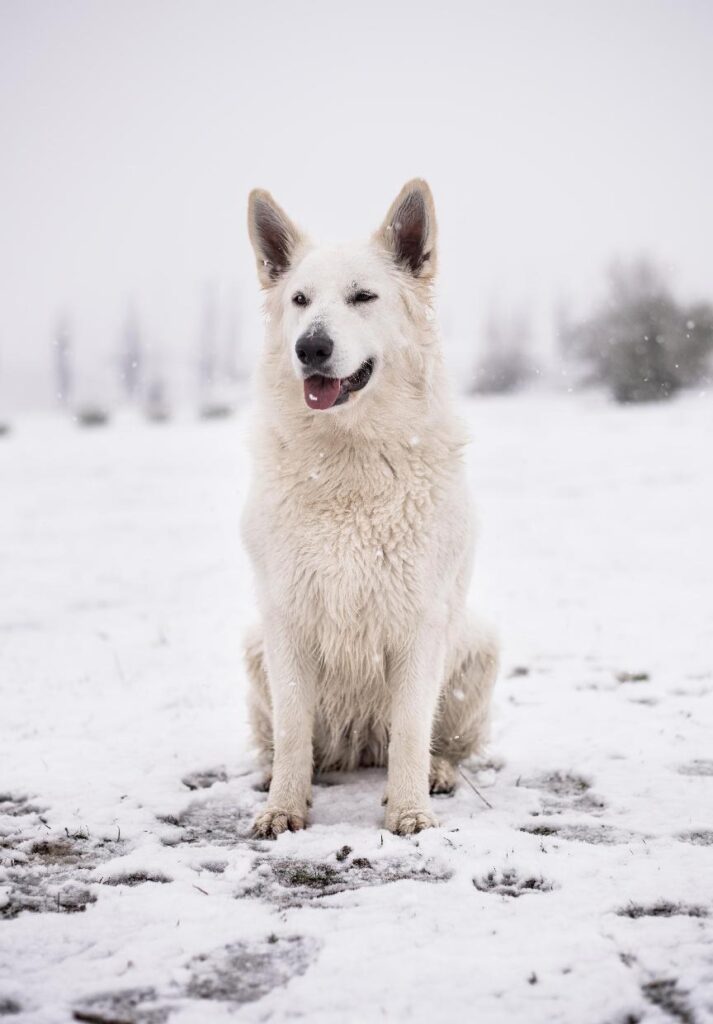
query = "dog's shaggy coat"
xmin=243 ymin=180 xmax=498 ymax=836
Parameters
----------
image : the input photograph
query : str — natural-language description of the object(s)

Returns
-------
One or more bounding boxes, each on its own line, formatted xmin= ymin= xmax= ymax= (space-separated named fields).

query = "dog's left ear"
xmin=248 ymin=189 xmax=304 ymax=288
xmin=376 ymin=179 xmax=437 ymax=280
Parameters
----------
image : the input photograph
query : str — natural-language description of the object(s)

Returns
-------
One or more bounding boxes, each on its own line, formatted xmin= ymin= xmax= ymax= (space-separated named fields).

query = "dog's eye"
xmin=352 ymin=290 xmax=378 ymax=305
xmin=292 ymin=292 xmax=309 ymax=307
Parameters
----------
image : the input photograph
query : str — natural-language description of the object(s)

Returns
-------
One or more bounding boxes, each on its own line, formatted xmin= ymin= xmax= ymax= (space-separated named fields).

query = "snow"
xmin=1 ymin=394 xmax=712 ymax=1024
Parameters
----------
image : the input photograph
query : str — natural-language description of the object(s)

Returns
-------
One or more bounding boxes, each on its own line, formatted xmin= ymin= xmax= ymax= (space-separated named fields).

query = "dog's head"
xmin=247 ymin=180 xmax=438 ymax=422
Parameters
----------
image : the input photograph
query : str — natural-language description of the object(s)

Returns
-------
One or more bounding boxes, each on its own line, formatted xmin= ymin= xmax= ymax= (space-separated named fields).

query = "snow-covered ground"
xmin=1 ymin=393 xmax=712 ymax=1024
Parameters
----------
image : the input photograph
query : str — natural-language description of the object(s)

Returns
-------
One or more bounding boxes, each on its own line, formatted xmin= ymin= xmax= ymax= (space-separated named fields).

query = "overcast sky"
xmin=1 ymin=0 xmax=712 ymax=406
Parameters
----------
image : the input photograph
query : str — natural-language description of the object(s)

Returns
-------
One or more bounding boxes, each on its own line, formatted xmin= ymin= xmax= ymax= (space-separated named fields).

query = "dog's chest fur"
xmin=246 ymin=428 xmax=462 ymax=653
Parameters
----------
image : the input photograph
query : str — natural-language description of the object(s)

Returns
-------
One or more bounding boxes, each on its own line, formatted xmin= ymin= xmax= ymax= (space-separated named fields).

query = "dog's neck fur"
xmin=253 ymin=317 xmax=466 ymax=497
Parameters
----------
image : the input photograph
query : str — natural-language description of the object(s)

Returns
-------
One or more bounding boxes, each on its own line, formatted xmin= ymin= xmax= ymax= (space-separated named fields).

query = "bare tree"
xmin=0 ymin=338 xmax=10 ymax=436
xmin=144 ymin=376 xmax=170 ymax=422
xmin=197 ymin=282 xmax=238 ymax=419
xmin=471 ymin=305 xmax=533 ymax=394
xmin=53 ymin=315 xmax=72 ymax=406
xmin=198 ymin=282 xmax=218 ymax=397
xmin=118 ymin=303 xmax=143 ymax=401
xmin=222 ymin=286 xmax=248 ymax=385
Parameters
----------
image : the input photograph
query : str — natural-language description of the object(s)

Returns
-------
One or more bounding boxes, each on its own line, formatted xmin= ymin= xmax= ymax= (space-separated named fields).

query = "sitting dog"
xmin=243 ymin=179 xmax=498 ymax=837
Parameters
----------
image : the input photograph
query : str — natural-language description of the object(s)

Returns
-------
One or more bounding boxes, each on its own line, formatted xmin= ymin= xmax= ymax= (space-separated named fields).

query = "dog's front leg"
xmin=385 ymin=621 xmax=446 ymax=835
xmin=251 ymin=618 xmax=315 ymax=839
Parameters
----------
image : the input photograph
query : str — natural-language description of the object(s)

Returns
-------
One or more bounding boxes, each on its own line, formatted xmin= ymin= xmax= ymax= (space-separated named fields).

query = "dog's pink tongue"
xmin=304 ymin=375 xmax=341 ymax=410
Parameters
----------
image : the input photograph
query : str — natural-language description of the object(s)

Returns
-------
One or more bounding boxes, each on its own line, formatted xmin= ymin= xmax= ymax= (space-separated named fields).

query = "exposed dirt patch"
xmin=473 ymin=868 xmax=555 ymax=897
xmin=198 ymin=860 xmax=227 ymax=874
xmin=272 ymin=861 xmax=343 ymax=893
xmin=565 ymin=824 xmax=633 ymax=844
xmin=73 ymin=986 xmax=170 ymax=1024
xmin=186 ymin=935 xmax=316 ymax=1004
xmin=181 ymin=767 xmax=228 ymax=791
xmin=0 ymin=998 xmax=22 ymax=1016
xmin=677 ymin=830 xmax=713 ymax=846
xmin=239 ymin=854 xmax=450 ymax=905
xmin=101 ymin=871 xmax=172 ymax=887
xmin=615 ymin=671 xmax=650 ymax=683
xmin=0 ymin=826 xmax=124 ymax=919
xmin=158 ymin=797 xmax=253 ymax=847
xmin=617 ymin=901 xmax=707 ymax=920
xmin=0 ymin=794 xmax=46 ymax=819
xmin=29 ymin=839 xmax=83 ymax=865
xmin=1 ymin=878 xmax=96 ymax=919
xmin=677 ymin=760 xmax=713 ymax=777
xmin=73 ymin=937 xmax=318 ymax=1019
xmin=532 ymin=772 xmax=591 ymax=798
xmin=520 ymin=823 xmax=560 ymax=837
xmin=1 ymin=796 xmax=49 ymax=868
xmin=520 ymin=821 xmax=631 ymax=844
xmin=641 ymin=978 xmax=696 ymax=1024
xmin=521 ymin=771 xmax=606 ymax=815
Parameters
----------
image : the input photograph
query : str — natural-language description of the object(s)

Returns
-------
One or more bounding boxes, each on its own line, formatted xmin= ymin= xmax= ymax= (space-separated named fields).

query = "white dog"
xmin=243 ymin=179 xmax=498 ymax=837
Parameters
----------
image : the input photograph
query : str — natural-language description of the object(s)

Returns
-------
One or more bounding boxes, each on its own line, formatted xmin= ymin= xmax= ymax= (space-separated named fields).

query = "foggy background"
xmin=1 ymin=0 xmax=712 ymax=417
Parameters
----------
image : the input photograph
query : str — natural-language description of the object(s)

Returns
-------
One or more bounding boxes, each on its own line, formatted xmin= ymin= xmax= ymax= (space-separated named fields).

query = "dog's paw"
xmin=251 ymin=808 xmax=306 ymax=839
xmin=429 ymin=757 xmax=457 ymax=796
xmin=387 ymin=807 xmax=439 ymax=836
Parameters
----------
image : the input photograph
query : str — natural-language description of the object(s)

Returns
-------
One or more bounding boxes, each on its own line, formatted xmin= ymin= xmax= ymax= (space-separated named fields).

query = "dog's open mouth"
xmin=303 ymin=359 xmax=375 ymax=411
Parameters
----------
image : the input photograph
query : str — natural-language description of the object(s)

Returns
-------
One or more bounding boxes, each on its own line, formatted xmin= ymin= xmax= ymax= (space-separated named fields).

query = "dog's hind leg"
xmin=429 ymin=755 xmax=458 ymax=795
xmin=431 ymin=617 xmax=499 ymax=791
xmin=244 ymin=624 xmax=273 ymax=790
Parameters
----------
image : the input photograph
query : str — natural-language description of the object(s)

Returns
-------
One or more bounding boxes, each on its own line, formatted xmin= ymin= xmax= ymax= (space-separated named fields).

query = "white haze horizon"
xmin=1 ymin=0 xmax=712 ymax=411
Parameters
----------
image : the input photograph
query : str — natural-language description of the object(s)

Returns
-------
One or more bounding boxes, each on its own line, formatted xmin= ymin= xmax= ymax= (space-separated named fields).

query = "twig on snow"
xmin=458 ymin=766 xmax=493 ymax=809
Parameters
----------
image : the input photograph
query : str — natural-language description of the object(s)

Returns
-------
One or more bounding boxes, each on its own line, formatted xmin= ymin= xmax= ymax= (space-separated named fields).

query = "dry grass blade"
xmin=458 ymin=767 xmax=493 ymax=809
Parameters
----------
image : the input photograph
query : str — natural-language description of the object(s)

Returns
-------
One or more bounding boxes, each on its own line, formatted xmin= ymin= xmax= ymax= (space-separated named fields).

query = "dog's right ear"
xmin=248 ymin=189 xmax=303 ymax=288
xmin=375 ymin=179 xmax=437 ymax=281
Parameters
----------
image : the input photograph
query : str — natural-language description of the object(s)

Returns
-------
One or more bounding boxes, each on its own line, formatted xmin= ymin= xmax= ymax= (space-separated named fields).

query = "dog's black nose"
xmin=295 ymin=329 xmax=334 ymax=368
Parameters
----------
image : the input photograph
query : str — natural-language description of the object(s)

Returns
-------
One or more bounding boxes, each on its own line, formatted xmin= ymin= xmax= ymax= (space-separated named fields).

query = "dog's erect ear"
xmin=376 ymin=179 xmax=437 ymax=279
xmin=248 ymin=189 xmax=303 ymax=288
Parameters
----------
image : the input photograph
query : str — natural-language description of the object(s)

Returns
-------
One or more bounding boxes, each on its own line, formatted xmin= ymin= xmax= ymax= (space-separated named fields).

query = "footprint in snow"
xmin=180 ymin=767 xmax=229 ymax=791
xmin=520 ymin=822 xmax=636 ymax=845
xmin=73 ymin=936 xmax=318 ymax=1020
xmin=677 ymin=829 xmax=713 ymax=846
xmin=617 ymin=901 xmax=707 ymax=919
xmin=473 ymin=868 xmax=555 ymax=897
xmin=677 ymin=759 xmax=713 ymax=777
xmin=519 ymin=771 xmax=607 ymax=815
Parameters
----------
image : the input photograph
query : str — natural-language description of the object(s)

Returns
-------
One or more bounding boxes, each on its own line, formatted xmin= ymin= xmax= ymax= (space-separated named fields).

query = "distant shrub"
xmin=563 ymin=260 xmax=713 ymax=403
xmin=199 ymin=401 xmax=235 ymax=420
xmin=76 ymin=406 xmax=110 ymax=427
